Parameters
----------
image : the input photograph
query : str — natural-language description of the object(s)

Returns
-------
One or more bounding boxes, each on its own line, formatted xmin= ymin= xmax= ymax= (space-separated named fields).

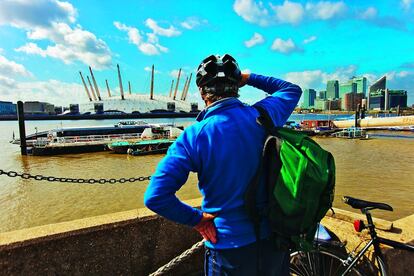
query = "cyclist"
xmin=144 ymin=54 xmax=302 ymax=275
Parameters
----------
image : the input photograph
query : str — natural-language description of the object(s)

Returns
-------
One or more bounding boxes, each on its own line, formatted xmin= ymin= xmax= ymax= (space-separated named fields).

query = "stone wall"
xmin=0 ymin=198 xmax=413 ymax=276
xmin=0 ymin=199 xmax=204 ymax=276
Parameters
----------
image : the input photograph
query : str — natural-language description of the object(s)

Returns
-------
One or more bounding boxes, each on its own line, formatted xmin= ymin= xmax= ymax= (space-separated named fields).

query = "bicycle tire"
xmin=290 ymin=248 xmax=366 ymax=276
xmin=376 ymin=256 xmax=387 ymax=276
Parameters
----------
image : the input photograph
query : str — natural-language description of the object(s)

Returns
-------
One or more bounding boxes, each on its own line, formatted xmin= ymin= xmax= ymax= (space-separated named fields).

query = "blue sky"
xmin=0 ymin=0 xmax=413 ymax=106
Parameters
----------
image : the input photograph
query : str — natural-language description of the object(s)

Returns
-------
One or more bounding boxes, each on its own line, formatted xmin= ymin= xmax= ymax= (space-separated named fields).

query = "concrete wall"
xmin=0 ymin=198 xmax=413 ymax=276
xmin=0 ymin=199 xmax=204 ymax=276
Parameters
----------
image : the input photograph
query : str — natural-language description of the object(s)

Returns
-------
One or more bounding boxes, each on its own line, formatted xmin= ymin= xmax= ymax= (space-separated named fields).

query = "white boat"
xmin=331 ymin=127 xmax=369 ymax=139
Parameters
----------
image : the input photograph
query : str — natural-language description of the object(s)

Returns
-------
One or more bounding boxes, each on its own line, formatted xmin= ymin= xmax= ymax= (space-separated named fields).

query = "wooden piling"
xmin=17 ymin=101 xmax=27 ymax=155
xmin=150 ymin=65 xmax=154 ymax=100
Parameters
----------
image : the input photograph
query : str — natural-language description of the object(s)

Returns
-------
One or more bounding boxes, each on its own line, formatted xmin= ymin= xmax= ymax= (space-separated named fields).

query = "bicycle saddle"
xmin=343 ymin=196 xmax=393 ymax=211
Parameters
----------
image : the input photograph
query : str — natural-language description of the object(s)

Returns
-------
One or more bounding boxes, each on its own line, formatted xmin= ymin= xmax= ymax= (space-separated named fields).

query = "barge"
xmin=11 ymin=121 xmax=183 ymax=156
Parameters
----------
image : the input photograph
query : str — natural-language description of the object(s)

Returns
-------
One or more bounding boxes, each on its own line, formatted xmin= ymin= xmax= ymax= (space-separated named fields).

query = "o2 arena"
xmin=77 ymin=65 xmax=199 ymax=115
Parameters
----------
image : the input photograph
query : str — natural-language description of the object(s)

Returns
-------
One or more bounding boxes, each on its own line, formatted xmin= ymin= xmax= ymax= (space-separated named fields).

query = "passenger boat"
xmin=331 ymin=127 xmax=369 ymax=139
xmin=110 ymin=139 xmax=175 ymax=155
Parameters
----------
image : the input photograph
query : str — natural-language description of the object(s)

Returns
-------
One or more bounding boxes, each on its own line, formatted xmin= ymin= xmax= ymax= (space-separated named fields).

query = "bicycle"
xmin=289 ymin=196 xmax=414 ymax=276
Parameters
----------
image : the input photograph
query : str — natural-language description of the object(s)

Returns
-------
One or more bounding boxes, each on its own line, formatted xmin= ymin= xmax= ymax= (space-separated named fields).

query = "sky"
xmin=0 ymin=0 xmax=413 ymax=106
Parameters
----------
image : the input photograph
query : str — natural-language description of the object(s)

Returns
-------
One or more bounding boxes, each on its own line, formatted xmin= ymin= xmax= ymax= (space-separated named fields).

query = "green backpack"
xmin=245 ymin=106 xmax=336 ymax=251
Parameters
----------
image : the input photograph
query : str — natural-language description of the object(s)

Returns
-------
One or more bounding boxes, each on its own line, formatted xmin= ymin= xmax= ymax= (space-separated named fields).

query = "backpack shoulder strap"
xmin=254 ymin=105 xmax=275 ymax=133
xmin=245 ymin=106 xmax=284 ymax=235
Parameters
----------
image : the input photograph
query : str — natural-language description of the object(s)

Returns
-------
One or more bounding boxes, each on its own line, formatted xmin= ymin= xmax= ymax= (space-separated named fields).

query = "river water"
xmin=0 ymin=115 xmax=413 ymax=233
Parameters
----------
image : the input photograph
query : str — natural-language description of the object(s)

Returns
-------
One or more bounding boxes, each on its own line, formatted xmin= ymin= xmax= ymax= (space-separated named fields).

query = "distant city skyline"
xmin=0 ymin=0 xmax=413 ymax=107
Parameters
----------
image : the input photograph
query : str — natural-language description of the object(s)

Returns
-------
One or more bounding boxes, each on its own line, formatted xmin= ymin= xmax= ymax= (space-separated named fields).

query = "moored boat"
xmin=108 ymin=126 xmax=182 ymax=154
xmin=331 ymin=127 xmax=369 ymax=139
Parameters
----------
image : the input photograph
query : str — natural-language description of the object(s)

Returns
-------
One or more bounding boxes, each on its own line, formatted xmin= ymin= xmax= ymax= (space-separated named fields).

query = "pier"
xmin=0 ymin=198 xmax=412 ymax=275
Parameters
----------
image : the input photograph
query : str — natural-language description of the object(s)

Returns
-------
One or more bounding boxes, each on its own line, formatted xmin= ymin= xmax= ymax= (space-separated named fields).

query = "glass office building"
xmin=303 ymin=88 xmax=317 ymax=108
xmin=326 ymin=80 xmax=339 ymax=100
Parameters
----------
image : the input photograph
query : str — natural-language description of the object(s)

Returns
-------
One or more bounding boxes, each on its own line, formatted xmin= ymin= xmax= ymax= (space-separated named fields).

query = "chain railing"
xmin=0 ymin=169 xmax=151 ymax=184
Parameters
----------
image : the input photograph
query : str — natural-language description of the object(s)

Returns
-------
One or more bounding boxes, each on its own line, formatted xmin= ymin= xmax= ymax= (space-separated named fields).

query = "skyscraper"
xmin=353 ymin=76 xmax=367 ymax=96
xmin=318 ymin=91 xmax=326 ymax=99
xmin=303 ymin=89 xmax=317 ymax=108
xmin=369 ymin=76 xmax=386 ymax=93
xmin=339 ymin=81 xmax=357 ymax=98
xmin=368 ymin=76 xmax=387 ymax=110
xmin=339 ymin=81 xmax=356 ymax=110
xmin=326 ymin=80 xmax=339 ymax=100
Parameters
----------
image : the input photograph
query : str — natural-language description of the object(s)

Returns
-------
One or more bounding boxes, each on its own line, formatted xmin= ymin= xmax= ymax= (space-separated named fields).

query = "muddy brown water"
xmin=0 ymin=119 xmax=413 ymax=233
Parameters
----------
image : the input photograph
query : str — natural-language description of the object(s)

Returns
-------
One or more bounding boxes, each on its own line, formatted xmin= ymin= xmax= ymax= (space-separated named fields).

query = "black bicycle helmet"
xmin=196 ymin=54 xmax=241 ymax=95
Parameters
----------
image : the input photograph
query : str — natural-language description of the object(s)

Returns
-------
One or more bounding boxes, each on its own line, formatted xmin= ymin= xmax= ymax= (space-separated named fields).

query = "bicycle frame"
xmin=341 ymin=208 xmax=414 ymax=275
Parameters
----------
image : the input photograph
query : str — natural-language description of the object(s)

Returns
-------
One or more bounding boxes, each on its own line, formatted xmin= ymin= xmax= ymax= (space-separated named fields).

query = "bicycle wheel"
xmin=375 ymin=256 xmax=387 ymax=276
xmin=290 ymin=248 xmax=366 ymax=276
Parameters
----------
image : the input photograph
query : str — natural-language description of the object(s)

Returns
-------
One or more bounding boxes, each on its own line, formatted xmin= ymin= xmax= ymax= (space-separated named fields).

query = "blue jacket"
xmin=144 ymin=73 xmax=302 ymax=249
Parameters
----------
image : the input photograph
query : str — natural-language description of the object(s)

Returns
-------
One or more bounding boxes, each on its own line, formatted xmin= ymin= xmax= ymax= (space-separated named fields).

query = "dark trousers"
xmin=204 ymin=239 xmax=290 ymax=276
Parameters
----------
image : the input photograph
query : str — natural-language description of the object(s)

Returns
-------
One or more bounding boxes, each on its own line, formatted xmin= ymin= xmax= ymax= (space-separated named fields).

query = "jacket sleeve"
xmin=144 ymin=127 xmax=203 ymax=227
xmin=249 ymin=73 xmax=302 ymax=127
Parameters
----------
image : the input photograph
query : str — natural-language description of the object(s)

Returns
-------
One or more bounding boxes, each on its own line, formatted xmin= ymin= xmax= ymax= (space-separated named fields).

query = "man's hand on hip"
xmin=194 ymin=212 xmax=217 ymax=244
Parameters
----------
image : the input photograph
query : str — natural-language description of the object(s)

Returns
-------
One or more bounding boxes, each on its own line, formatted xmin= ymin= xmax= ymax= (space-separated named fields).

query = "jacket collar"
xmin=196 ymin=97 xmax=243 ymax=122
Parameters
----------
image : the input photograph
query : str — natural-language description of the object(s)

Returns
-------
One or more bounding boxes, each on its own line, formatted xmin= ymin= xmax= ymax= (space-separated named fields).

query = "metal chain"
xmin=149 ymin=240 xmax=204 ymax=276
xmin=0 ymin=169 xmax=150 ymax=184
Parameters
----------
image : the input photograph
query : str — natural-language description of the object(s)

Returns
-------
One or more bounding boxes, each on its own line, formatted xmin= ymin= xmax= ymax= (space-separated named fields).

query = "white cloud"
xmin=114 ymin=21 xmax=142 ymax=45
xmin=14 ymin=23 xmax=112 ymax=69
xmin=180 ymin=17 xmax=207 ymax=29
xmin=0 ymin=75 xmax=16 ymax=88
xmin=233 ymin=0 xmax=270 ymax=26
xmin=0 ymin=54 xmax=32 ymax=77
xmin=271 ymin=0 xmax=304 ymax=24
xmin=145 ymin=18 xmax=181 ymax=37
xmin=244 ymin=33 xmax=265 ymax=48
xmin=0 ymin=79 xmax=85 ymax=106
xmin=402 ymin=0 xmax=414 ymax=10
xmin=284 ymin=65 xmax=357 ymax=89
xmin=114 ymin=21 xmax=168 ymax=56
xmin=271 ymin=38 xmax=299 ymax=54
xmin=1 ymin=0 xmax=112 ymax=69
xmin=306 ymin=1 xmax=347 ymax=20
xmin=0 ymin=0 xmax=76 ymax=28
xmin=360 ymin=7 xmax=377 ymax=20
xmin=139 ymin=43 xmax=161 ymax=55
xmin=303 ymin=35 xmax=317 ymax=44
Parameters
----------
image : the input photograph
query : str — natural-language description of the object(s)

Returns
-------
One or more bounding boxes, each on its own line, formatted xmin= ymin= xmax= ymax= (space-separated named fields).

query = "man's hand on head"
xmin=239 ymin=73 xmax=250 ymax=88
xmin=194 ymin=212 xmax=217 ymax=244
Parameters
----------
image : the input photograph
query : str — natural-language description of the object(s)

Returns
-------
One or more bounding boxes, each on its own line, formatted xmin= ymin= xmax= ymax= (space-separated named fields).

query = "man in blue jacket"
xmin=144 ymin=54 xmax=302 ymax=275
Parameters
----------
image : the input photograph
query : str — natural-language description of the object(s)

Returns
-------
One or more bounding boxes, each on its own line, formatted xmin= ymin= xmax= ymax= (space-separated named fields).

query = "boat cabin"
xmin=301 ymin=120 xmax=335 ymax=130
